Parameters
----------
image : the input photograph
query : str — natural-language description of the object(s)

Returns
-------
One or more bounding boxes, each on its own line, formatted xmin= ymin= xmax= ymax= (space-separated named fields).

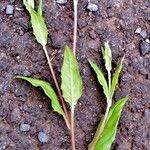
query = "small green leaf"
xmin=23 ymin=0 xmax=48 ymax=46
xmin=101 ymin=41 xmax=112 ymax=73
xmin=23 ymin=0 xmax=34 ymax=10
xmin=110 ymin=57 xmax=124 ymax=99
xmin=61 ymin=46 xmax=82 ymax=109
xmin=94 ymin=97 xmax=128 ymax=150
xmin=89 ymin=60 xmax=109 ymax=99
xmin=16 ymin=76 xmax=66 ymax=119
xmin=38 ymin=0 xmax=42 ymax=15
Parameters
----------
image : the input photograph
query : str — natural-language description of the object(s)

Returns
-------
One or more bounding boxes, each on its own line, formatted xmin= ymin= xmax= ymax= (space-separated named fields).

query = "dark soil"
xmin=0 ymin=0 xmax=150 ymax=150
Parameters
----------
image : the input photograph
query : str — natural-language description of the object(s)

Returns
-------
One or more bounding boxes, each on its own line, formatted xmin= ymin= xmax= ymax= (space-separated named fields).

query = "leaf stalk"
xmin=88 ymin=101 xmax=112 ymax=150
xmin=42 ymin=45 xmax=70 ymax=129
xmin=73 ymin=0 xmax=78 ymax=55
xmin=70 ymin=107 xmax=76 ymax=150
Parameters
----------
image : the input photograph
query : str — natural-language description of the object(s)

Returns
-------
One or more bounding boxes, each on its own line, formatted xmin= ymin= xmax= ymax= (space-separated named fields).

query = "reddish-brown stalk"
xmin=43 ymin=45 xmax=70 ymax=129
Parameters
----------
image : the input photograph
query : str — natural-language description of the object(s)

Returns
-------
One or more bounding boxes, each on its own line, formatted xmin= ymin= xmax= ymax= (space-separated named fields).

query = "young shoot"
xmin=22 ymin=0 xmax=70 ymax=128
xmin=88 ymin=42 xmax=128 ymax=150
xmin=17 ymin=1 xmax=83 ymax=149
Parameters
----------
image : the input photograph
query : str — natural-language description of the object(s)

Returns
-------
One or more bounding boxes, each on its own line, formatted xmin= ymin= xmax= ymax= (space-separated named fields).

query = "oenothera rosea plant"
xmin=88 ymin=42 xmax=128 ymax=150
xmin=16 ymin=0 xmax=82 ymax=149
xmin=15 ymin=0 xmax=128 ymax=150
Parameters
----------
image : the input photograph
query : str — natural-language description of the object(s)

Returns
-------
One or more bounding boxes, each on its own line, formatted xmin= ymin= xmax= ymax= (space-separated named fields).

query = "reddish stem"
xmin=43 ymin=45 xmax=70 ymax=129
xmin=73 ymin=0 xmax=78 ymax=56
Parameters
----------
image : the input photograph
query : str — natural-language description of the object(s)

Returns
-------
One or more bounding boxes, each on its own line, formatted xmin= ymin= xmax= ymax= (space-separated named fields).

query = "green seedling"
xmin=88 ymin=42 xmax=128 ymax=150
xmin=17 ymin=1 xmax=83 ymax=149
xmin=22 ymin=0 xmax=70 ymax=128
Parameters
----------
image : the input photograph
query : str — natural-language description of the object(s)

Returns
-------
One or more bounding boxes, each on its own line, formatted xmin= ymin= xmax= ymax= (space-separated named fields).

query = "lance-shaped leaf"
xmin=89 ymin=60 xmax=109 ymax=99
xmin=23 ymin=0 xmax=34 ymax=10
xmin=23 ymin=0 xmax=48 ymax=46
xmin=94 ymin=97 xmax=128 ymax=150
xmin=15 ymin=76 xmax=66 ymax=120
xmin=101 ymin=42 xmax=112 ymax=73
xmin=61 ymin=46 xmax=82 ymax=109
xmin=110 ymin=57 xmax=124 ymax=99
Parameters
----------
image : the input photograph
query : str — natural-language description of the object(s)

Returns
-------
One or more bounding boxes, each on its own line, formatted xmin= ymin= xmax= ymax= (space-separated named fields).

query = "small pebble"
xmin=14 ymin=86 xmax=24 ymax=97
xmin=0 ymin=3 xmax=5 ymax=12
xmin=16 ymin=56 xmax=20 ymax=59
xmin=135 ymin=27 xmax=141 ymax=34
xmin=87 ymin=2 xmax=98 ymax=12
xmin=38 ymin=132 xmax=49 ymax=143
xmin=39 ymin=104 xmax=43 ymax=108
xmin=20 ymin=124 xmax=30 ymax=132
xmin=140 ymin=41 xmax=150 ymax=56
xmin=6 ymin=5 xmax=14 ymax=15
xmin=140 ymin=30 xmax=147 ymax=39
xmin=56 ymin=0 xmax=67 ymax=4
xmin=23 ymin=70 xmax=31 ymax=77
xmin=145 ymin=39 xmax=150 ymax=44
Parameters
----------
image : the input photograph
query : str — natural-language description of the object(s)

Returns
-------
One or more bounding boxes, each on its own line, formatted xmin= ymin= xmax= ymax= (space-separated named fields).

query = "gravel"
xmin=0 ymin=3 xmax=5 ymax=13
xmin=23 ymin=70 xmax=31 ymax=77
xmin=140 ymin=30 xmax=147 ymax=39
xmin=145 ymin=39 xmax=150 ymax=43
xmin=140 ymin=41 xmax=150 ymax=56
xmin=135 ymin=27 xmax=141 ymax=34
xmin=14 ymin=86 xmax=25 ymax=97
xmin=6 ymin=5 xmax=14 ymax=15
xmin=87 ymin=2 xmax=98 ymax=12
xmin=56 ymin=0 xmax=67 ymax=4
xmin=20 ymin=124 xmax=30 ymax=132
xmin=38 ymin=132 xmax=49 ymax=143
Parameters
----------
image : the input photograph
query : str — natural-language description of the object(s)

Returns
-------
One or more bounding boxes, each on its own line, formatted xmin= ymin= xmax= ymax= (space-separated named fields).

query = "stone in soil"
xmin=20 ymin=124 xmax=30 ymax=132
xmin=56 ymin=0 xmax=67 ymax=4
xmin=38 ymin=132 xmax=49 ymax=143
xmin=139 ymin=41 xmax=150 ymax=56
xmin=6 ymin=5 xmax=14 ymax=15
xmin=135 ymin=27 xmax=141 ymax=34
xmin=140 ymin=30 xmax=147 ymax=39
xmin=87 ymin=2 xmax=98 ymax=12
xmin=14 ymin=85 xmax=25 ymax=97
xmin=0 ymin=3 xmax=5 ymax=12
xmin=23 ymin=70 xmax=31 ymax=77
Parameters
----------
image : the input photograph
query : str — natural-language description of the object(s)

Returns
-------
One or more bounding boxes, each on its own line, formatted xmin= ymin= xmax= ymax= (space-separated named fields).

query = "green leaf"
xmin=61 ymin=46 xmax=82 ymax=109
xmin=89 ymin=60 xmax=109 ymax=99
xmin=23 ymin=0 xmax=34 ymax=10
xmin=94 ymin=97 xmax=128 ymax=150
xmin=23 ymin=0 xmax=48 ymax=46
xmin=101 ymin=41 xmax=112 ymax=73
xmin=15 ymin=76 xmax=66 ymax=119
xmin=110 ymin=57 xmax=124 ymax=99
xmin=38 ymin=0 xmax=42 ymax=15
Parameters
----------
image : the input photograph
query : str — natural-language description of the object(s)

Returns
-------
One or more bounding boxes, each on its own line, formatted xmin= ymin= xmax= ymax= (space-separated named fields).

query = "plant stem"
xmin=73 ymin=0 xmax=78 ymax=55
xmin=70 ymin=107 xmax=76 ymax=150
xmin=42 ymin=45 xmax=70 ymax=129
xmin=108 ymin=71 xmax=111 ymax=91
xmin=89 ymin=70 xmax=112 ymax=150
xmin=88 ymin=101 xmax=111 ymax=150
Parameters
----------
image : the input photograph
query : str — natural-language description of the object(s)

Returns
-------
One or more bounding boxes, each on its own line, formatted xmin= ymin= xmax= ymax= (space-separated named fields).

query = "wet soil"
xmin=0 ymin=0 xmax=150 ymax=150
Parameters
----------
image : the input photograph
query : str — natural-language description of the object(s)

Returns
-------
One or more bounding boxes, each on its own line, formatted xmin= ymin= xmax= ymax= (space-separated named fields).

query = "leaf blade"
xmin=94 ymin=97 xmax=128 ymax=150
xmin=89 ymin=60 xmax=109 ymax=99
xmin=23 ymin=0 xmax=48 ymax=46
xmin=102 ymin=41 xmax=112 ymax=73
xmin=110 ymin=57 xmax=124 ymax=99
xmin=61 ymin=46 xmax=82 ymax=108
xmin=16 ymin=76 xmax=65 ymax=119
